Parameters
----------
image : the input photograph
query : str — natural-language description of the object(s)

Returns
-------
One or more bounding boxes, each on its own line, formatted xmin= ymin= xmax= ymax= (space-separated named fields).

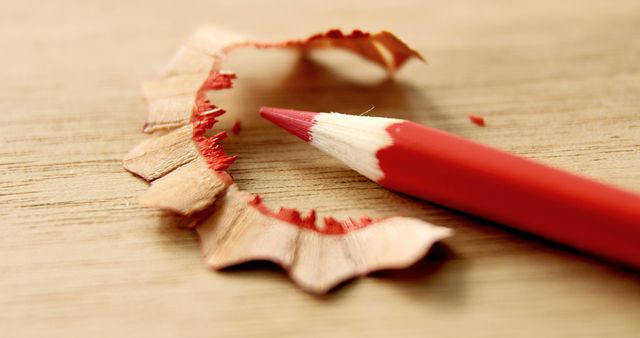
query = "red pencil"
xmin=260 ymin=107 xmax=640 ymax=269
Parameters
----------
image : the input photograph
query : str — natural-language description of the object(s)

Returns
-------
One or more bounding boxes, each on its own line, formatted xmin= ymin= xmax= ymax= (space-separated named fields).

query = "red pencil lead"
xmin=259 ymin=107 xmax=318 ymax=142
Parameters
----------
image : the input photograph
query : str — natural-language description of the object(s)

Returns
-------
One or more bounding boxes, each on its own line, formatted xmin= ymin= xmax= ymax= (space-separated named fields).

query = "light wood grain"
xmin=1 ymin=1 xmax=639 ymax=337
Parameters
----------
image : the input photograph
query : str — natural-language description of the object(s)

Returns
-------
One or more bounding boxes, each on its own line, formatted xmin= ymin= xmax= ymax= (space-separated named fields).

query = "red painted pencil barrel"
xmin=378 ymin=121 xmax=640 ymax=268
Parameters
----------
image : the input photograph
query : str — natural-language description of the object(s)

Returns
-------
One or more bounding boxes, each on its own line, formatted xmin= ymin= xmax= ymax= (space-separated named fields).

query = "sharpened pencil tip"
xmin=259 ymin=107 xmax=319 ymax=142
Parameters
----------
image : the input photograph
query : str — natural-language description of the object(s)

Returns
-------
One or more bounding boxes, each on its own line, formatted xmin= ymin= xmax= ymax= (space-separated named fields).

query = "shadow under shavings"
xmin=218 ymin=260 xmax=359 ymax=301
xmin=216 ymin=251 xmax=456 ymax=301
xmin=208 ymin=54 xmax=449 ymax=126
xmin=151 ymin=210 xmax=206 ymax=253
xmin=369 ymin=243 xmax=468 ymax=307
xmin=215 ymin=243 xmax=460 ymax=299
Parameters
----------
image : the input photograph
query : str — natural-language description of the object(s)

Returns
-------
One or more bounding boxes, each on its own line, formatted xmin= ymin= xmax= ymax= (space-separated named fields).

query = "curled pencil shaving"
xmin=123 ymin=26 xmax=448 ymax=293
xmin=198 ymin=185 xmax=452 ymax=294
xmin=140 ymin=26 xmax=423 ymax=133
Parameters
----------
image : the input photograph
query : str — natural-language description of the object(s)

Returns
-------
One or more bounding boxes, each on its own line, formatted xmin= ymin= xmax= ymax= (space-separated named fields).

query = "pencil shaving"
xmin=139 ymin=158 xmax=232 ymax=215
xmin=123 ymin=125 xmax=199 ymax=181
xmin=123 ymin=124 xmax=232 ymax=214
xmin=198 ymin=185 xmax=452 ymax=293
xmin=141 ymin=26 xmax=423 ymax=132
xmin=124 ymin=25 xmax=446 ymax=292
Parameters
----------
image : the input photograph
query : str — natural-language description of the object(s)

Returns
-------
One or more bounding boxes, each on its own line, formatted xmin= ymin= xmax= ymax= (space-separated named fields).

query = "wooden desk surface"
xmin=2 ymin=1 xmax=639 ymax=337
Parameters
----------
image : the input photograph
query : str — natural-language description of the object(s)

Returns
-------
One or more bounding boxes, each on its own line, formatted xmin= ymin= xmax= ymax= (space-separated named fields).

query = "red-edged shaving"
xmin=248 ymin=194 xmax=373 ymax=234
xmin=198 ymin=185 xmax=451 ymax=293
xmin=123 ymin=26 xmax=447 ymax=293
